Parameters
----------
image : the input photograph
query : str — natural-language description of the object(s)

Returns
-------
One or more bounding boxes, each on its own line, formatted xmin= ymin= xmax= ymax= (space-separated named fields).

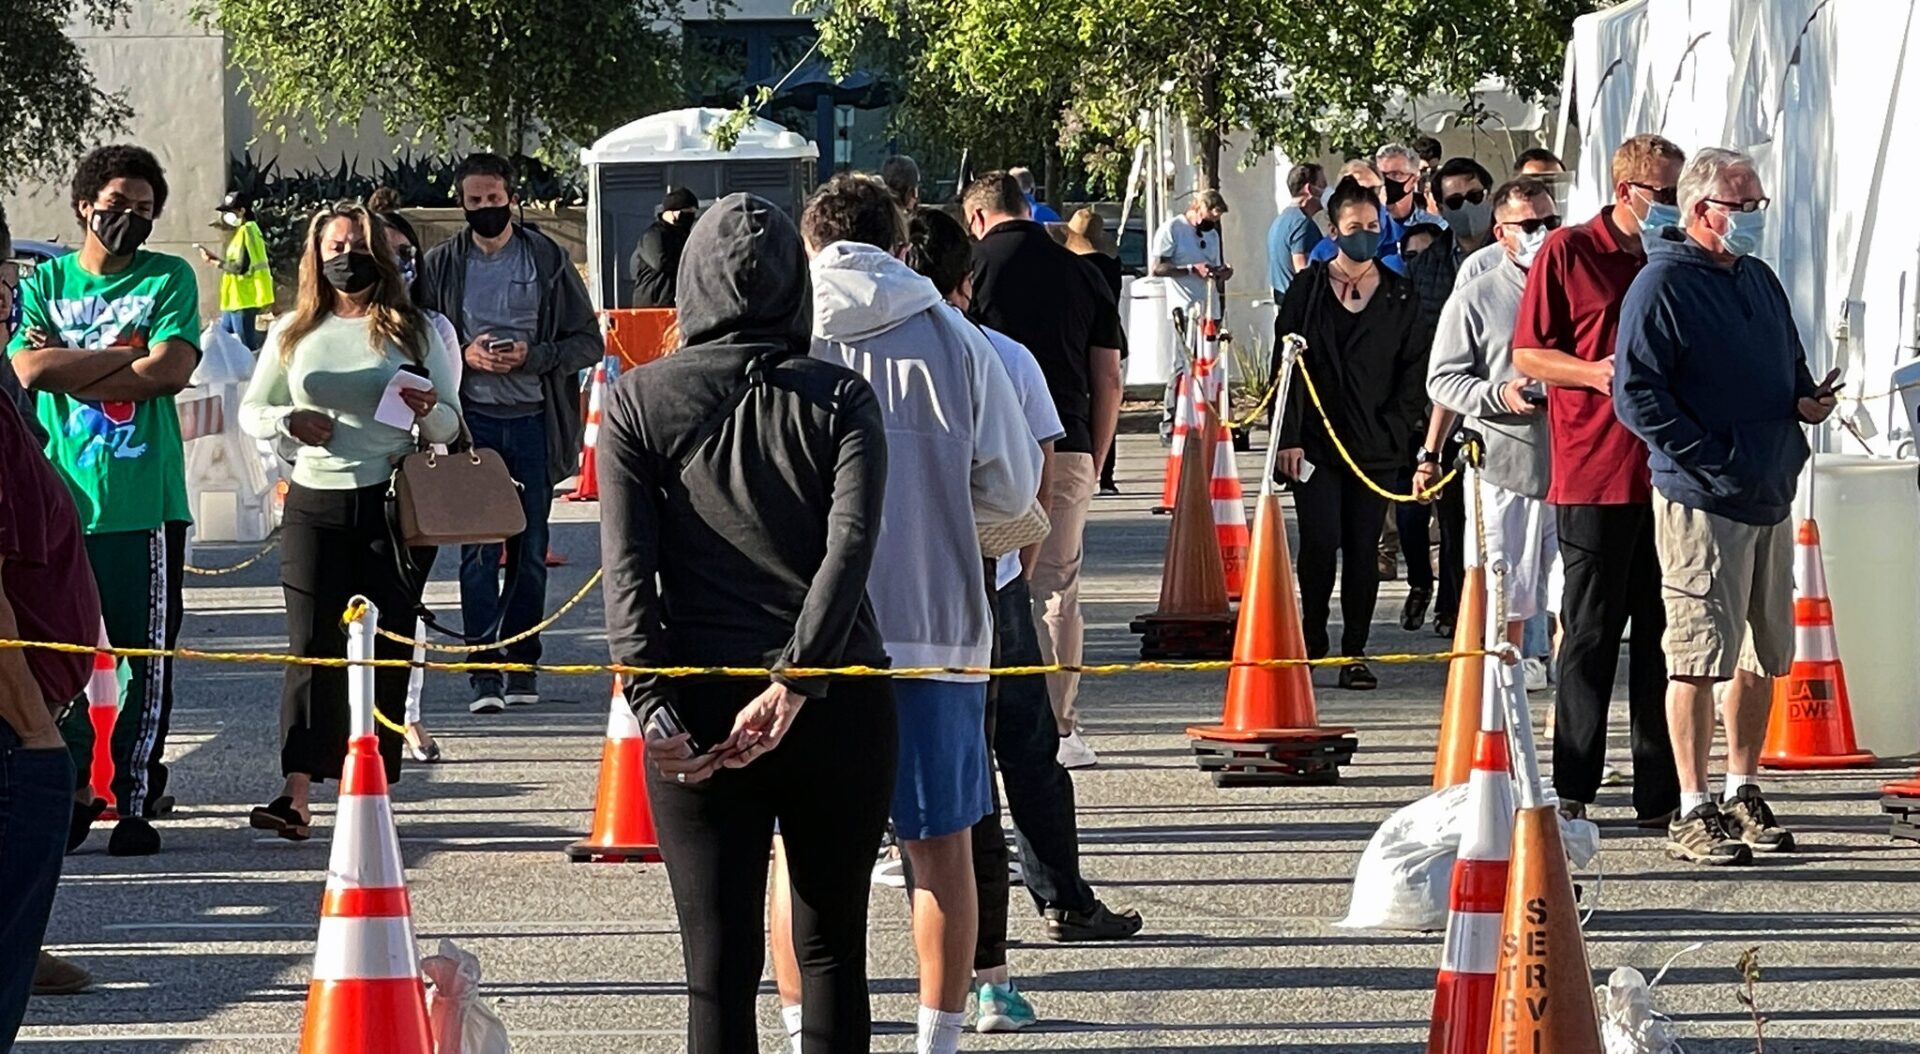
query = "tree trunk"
xmin=1194 ymin=67 xmax=1223 ymax=190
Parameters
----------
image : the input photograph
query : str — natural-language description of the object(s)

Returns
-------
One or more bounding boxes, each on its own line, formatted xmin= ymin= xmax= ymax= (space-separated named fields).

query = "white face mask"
xmin=1511 ymin=226 xmax=1550 ymax=269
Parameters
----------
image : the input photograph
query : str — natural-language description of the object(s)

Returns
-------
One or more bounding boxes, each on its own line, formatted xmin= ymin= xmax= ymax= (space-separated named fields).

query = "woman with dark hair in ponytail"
xmin=240 ymin=202 xmax=462 ymax=838
xmin=1269 ymin=176 xmax=1426 ymax=691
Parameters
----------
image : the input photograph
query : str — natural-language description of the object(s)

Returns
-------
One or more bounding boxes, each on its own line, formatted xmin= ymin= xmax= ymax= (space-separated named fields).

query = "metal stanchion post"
xmin=346 ymin=595 xmax=378 ymax=740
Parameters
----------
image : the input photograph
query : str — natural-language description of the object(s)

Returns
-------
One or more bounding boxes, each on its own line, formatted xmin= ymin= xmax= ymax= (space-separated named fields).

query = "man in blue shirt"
xmin=1012 ymin=167 xmax=1061 ymax=224
xmin=1266 ymin=163 xmax=1325 ymax=298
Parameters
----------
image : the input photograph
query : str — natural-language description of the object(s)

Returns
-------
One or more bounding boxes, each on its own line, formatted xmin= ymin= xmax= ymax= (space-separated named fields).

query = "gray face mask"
xmin=1442 ymin=200 xmax=1494 ymax=242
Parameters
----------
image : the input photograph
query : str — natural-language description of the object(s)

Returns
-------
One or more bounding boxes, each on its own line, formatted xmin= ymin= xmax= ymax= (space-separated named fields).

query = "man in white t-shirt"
xmin=1150 ymin=190 xmax=1232 ymax=441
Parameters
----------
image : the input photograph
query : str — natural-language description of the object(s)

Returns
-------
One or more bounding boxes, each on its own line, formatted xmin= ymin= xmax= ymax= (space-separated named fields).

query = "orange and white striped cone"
xmin=1761 ymin=519 xmax=1874 ymax=769
xmin=300 ymin=600 xmax=432 ymax=1054
xmin=1210 ymin=416 xmax=1249 ymax=598
xmin=568 ymin=359 xmax=610 ymax=502
xmin=1156 ymin=372 xmax=1195 ymax=513
xmin=86 ymin=620 xmax=119 ymax=821
xmin=1426 ymin=647 xmax=1513 ymax=1053
xmin=567 ymin=677 xmax=664 ymax=863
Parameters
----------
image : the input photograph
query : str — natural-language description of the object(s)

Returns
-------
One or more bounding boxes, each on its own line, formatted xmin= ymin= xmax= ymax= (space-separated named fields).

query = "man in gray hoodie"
xmin=802 ymin=174 xmax=1040 ymax=1054
xmin=1418 ymin=177 xmax=1560 ymax=657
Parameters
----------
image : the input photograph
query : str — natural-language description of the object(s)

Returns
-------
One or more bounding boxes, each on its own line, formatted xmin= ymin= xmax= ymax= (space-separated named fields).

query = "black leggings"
xmin=1294 ymin=462 xmax=1391 ymax=657
xmin=279 ymin=482 xmax=431 ymax=784
xmin=649 ymin=679 xmax=896 ymax=1054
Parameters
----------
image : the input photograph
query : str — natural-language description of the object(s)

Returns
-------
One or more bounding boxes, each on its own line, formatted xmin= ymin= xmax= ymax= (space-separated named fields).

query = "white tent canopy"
xmin=1560 ymin=0 xmax=1920 ymax=455
xmin=580 ymin=107 xmax=815 ymax=166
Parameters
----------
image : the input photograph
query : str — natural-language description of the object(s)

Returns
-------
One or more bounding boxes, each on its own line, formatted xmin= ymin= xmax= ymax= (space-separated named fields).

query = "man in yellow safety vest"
xmin=197 ymin=191 xmax=273 ymax=350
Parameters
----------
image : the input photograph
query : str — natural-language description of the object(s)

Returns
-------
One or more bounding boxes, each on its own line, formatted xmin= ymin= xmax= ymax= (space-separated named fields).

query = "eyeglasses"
xmin=1499 ymin=215 xmax=1564 ymax=235
xmin=1441 ymin=188 xmax=1488 ymax=211
xmin=1628 ymin=181 xmax=1679 ymax=205
xmin=1706 ymin=197 xmax=1772 ymax=214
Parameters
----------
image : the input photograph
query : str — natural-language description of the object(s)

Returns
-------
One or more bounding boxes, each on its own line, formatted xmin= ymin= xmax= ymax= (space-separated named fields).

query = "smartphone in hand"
xmin=643 ymin=699 xmax=707 ymax=756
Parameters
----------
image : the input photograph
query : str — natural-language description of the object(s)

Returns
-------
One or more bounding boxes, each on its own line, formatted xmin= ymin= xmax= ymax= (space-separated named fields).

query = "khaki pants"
xmin=1650 ymin=491 xmax=1795 ymax=680
xmin=1031 ymin=453 xmax=1095 ymax=733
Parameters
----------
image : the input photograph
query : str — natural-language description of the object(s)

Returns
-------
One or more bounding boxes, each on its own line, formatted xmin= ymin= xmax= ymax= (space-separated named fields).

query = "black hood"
xmin=675 ymin=192 xmax=811 ymax=354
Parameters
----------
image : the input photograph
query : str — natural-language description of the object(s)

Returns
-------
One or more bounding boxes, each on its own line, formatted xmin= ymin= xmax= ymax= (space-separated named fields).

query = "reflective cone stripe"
xmin=570 ymin=361 xmax=609 ymax=501
xmin=85 ymin=621 xmax=118 ymax=818
xmin=1209 ymin=423 xmax=1250 ymax=597
xmin=1428 ymin=666 xmax=1514 ymax=1054
xmin=568 ymin=678 xmax=664 ymax=863
xmin=300 ymin=735 xmax=431 ymax=1054
xmin=1761 ymin=519 xmax=1874 ymax=769
xmin=1158 ymin=373 xmax=1194 ymax=509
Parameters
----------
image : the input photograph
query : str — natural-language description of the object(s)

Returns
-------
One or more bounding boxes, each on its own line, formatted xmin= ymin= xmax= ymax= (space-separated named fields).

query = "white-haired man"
xmin=1615 ymin=147 xmax=1837 ymax=866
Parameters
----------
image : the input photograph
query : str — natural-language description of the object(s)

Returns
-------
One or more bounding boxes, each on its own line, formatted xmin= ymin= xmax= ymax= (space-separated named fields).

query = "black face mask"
xmin=322 ymin=251 xmax=381 ymax=295
xmin=465 ymin=204 xmax=513 ymax=239
xmin=89 ymin=209 xmax=153 ymax=258
xmin=1383 ymin=177 xmax=1412 ymax=205
xmin=1196 ymin=217 xmax=1219 ymax=233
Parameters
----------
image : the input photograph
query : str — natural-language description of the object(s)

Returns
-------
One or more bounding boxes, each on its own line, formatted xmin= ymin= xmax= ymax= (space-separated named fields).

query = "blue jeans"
xmin=0 ymin=719 xmax=74 ymax=1047
xmin=458 ymin=412 xmax=551 ymax=680
xmin=221 ymin=308 xmax=263 ymax=351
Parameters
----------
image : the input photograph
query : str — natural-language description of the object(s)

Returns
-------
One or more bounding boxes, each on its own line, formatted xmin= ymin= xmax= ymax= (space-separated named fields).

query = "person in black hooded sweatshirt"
xmin=598 ymin=192 xmax=897 ymax=1054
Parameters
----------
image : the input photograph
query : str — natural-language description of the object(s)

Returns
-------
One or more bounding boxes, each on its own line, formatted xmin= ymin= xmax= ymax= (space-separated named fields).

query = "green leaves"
xmin=0 ymin=0 xmax=134 ymax=190
xmin=202 ymin=0 xmax=686 ymax=166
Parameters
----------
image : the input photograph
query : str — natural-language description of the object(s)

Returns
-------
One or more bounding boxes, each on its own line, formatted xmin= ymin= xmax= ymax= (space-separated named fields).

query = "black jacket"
xmin=628 ymin=217 xmax=689 ymax=308
xmin=1272 ymin=261 xmax=1427 ymax=475
xmin=598 ymin=193 xmax=889 ymax=712
xmin=415 ymin=222 xmax=603 ymax=482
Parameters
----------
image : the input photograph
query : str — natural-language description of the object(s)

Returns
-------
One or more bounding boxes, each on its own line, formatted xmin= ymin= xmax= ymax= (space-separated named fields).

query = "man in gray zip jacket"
xmin=415 ymin=153 xmax=602 ymax=713
xmin=1415 ymin=177 xmax=1560 ymax=656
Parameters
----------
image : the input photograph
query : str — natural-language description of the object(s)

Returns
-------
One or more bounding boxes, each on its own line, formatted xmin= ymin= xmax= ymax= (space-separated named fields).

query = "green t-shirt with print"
xmin=6 ymin=250 xmax=199 ymax=534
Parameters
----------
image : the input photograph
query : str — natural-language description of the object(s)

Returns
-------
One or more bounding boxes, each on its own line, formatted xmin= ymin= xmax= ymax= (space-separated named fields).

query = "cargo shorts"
xmin=1650 ymin=491 xmax=1795 ymax=680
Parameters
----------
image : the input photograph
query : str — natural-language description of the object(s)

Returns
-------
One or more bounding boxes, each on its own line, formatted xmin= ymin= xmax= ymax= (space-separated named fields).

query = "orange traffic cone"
xmin=1761 ymin=519 xmax=1873 ymax=768
xmin=1187 ymin=468 xmax=1357 ymax=784
xmin=85 ymin=623 xmax=119 ymax=821
xmin=1132 ymin=404 xmax=1236 ymax=659
xmin=567 ymin=360 xmax=609 ymax=502
xmin=1155 ymin=372 xmax=1194 ymax=514
xmin=1432 ymin=564 xmax=1487 ymax=789
xmin=1483 ymin=805 xmax=1602 ymax=1054
xmin=1210 ymin=419 xmax=1250 ymax=599
xmin=1885 ymin=769 xmax=1920 ymax=841
xmin=298 ymin=734 xmax=433 ymax=1054
xmin=567 ymin=678 xmax=664 ymax=863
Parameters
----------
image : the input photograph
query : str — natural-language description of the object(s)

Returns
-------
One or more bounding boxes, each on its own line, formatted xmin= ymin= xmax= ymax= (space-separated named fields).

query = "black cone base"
xmin=1130 ymin=612 xmax=1236 ymax=659
xmin=1190 ymin=733 xmax=1359 ymax=786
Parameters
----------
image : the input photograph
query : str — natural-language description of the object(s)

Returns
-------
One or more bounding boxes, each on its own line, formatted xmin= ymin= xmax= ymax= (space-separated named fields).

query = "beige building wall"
xmin=3 ymin=0 xmax=230 ymax=317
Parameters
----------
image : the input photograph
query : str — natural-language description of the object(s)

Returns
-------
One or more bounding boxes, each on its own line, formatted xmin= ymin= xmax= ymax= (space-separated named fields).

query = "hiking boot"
xmin=1666 ymin=803 xmax=1754 ymax=866
xmin=32 ymin=952 xmax=92 ymax=996
xmin=1721 ymin=785 xmax=1796 ymax=853
xmin=1044 ymin=900 xmax=1144 ymax=942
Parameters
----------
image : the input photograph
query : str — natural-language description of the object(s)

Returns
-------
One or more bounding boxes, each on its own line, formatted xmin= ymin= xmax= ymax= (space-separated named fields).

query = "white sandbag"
xmin=192 ymin=323 xmax=255 ymax=387
xmin=1598 ymin=944 xmax=1699 ymax=1054
xmin=1337 ymin=783 xmax=1473 ymax=932
xmin=422 ymin=940 xmax=511 ymax=1054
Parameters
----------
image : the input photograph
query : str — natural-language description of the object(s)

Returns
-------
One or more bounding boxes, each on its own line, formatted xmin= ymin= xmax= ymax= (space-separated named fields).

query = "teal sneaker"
xmin=975 ymin=980 xmax=1038 ymax=1032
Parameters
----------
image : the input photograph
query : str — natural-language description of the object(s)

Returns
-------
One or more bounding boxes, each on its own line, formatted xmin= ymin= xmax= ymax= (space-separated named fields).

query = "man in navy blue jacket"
xmin=1615 ymin=147 xmax=1838 ymax=868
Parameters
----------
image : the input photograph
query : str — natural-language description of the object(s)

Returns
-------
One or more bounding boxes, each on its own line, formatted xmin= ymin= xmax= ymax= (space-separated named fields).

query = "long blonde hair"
xmin=280 ymin=201 xmax=431 ymax=365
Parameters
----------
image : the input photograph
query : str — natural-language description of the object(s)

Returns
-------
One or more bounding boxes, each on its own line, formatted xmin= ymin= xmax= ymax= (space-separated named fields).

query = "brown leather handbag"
xmin=389 ymin=421 xmax=526 ymax=548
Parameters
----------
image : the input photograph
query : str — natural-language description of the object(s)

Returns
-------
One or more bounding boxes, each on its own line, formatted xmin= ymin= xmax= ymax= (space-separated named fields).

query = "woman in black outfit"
xmin=1271 ymin=177 xmax=1426 ymax=690
xmin=598 ymin=192 xmax=896 ymax=1054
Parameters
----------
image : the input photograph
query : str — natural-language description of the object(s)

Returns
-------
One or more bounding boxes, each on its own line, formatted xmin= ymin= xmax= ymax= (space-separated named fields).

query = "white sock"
xmin=1682 ymin=790 xmax=1714 ymax=815
xmin=917 ymin=1005 xmax=965 ymax=1054
xmin=1724 ymin=773 xmax=1758 ymax=802
xmin=782 ymin=1003 xmax=803 ymax=1052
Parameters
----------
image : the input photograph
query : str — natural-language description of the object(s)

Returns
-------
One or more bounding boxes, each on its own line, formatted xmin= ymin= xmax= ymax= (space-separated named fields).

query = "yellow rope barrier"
xmin=183 ymin=534 xmax=280 ymax=576
xmin=0 ymin=634 xmax=1484 ymax=678
xmin=1294 ymin=353 xmax=1458 ymax=503
xmin=356 ymin=568 xmax=605 ymax=654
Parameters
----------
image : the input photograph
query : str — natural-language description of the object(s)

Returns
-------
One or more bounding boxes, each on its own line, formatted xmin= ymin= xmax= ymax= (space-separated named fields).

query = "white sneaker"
xmin=1523 ymin=657 xmax=1549 ymax=693
xmin=1056 ymin=730 xmax=1098 ymax=770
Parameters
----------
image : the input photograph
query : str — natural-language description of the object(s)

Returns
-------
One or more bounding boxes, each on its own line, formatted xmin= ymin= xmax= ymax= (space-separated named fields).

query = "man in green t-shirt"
xmin=7 ymin=145 xmax=199 ymax=857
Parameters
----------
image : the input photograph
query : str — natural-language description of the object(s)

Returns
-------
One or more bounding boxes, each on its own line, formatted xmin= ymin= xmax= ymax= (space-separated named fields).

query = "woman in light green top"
xmin=240 ymin=201 xmax=462 ymax=839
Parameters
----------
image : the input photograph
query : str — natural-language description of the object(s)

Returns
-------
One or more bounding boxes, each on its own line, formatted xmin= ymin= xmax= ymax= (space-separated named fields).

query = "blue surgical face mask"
xmin=1713 ymin=207 xmax=1767 ymax=257
xmin=1644 ymin=202 xmax=1682 ymax=230
xmin=1334 ymin=228 xmax=1382 ymax=263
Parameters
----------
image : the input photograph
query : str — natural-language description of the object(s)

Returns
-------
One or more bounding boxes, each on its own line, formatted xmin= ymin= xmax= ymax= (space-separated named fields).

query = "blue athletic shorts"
xmin=890 ymin=679 xmax=991 ymax=841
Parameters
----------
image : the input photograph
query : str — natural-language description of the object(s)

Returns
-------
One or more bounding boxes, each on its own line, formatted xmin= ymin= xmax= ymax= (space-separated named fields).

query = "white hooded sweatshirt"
xmin=810 ymin=240 xmax=1042 ymax=680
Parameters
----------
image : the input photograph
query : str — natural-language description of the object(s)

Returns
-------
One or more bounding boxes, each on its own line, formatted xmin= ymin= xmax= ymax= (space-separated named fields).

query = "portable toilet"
xmin=582 ymin=107 xmax=818 ymax=309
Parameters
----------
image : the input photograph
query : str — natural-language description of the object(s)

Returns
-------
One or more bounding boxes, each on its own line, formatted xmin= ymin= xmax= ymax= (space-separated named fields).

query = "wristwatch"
xmin=1414 ymin=448 xmax=1440 ymax=466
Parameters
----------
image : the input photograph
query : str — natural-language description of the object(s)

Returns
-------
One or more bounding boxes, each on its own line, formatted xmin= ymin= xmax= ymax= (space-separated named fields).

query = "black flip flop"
xmin=248 ymin=796 xmax=311 ymax=841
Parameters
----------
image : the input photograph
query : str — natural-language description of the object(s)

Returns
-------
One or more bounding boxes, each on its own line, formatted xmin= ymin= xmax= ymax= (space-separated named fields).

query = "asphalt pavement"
xmin=16 ymin=434 xmax=1920 ymax=1053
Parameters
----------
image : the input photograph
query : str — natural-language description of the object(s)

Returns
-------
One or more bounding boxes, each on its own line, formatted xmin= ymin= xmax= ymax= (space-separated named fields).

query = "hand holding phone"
xmin=643 ymin=698 xmax=722 ymax=785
